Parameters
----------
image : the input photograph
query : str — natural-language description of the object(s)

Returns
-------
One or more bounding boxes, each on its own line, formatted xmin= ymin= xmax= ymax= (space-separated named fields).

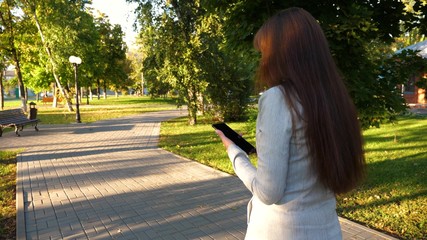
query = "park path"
xmin=0 ymin=109 xmax=397 ymax=239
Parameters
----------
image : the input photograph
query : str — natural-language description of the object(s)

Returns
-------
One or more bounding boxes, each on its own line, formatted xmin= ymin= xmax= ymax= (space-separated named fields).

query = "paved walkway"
xmin=0 ymin=110 xmax=398 ymax=240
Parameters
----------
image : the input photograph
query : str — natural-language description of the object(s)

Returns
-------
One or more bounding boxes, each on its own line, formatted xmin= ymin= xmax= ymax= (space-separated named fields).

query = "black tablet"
xmin=212 ymin=123 xmax=256 ymax=155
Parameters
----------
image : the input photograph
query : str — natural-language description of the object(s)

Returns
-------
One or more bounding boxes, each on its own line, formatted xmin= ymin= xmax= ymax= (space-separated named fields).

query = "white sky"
xmin=90 ymin=0 xmax=138 ymax=47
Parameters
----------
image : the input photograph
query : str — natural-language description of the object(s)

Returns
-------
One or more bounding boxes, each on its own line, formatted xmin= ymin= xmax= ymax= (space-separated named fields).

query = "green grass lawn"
xmin=159 ymin=116 xmax=258 ymax=174
xmin=2 ymin=95 xmax=178 ymax=124
xmin=0 ymin=150 xmax=19 ymax=239
xmin=337 ymin=115 xmax=427 ymax=239
xmin=159 ymin=114 xmax=427 ymax=239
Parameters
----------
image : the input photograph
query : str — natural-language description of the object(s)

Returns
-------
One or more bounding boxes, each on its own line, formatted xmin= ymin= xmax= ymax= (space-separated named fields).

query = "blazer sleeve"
xmin=227 ymin=87 xmax=293 ymax=205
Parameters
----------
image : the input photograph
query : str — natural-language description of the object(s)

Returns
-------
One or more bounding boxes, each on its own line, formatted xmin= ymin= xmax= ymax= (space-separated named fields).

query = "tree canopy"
xmin=0 ymin=0 xmax=129 ymax=111
xmin=128 ymin=0 xmax=427 ymax=127
xmin=129 ymin=0 xmax=254 ymax=124
xmin=1 ymin=0 xmax=426 ymax=127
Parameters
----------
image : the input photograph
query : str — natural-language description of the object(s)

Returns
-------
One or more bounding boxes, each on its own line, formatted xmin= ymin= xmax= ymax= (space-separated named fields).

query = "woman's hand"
xmin=215 ymin=130 xmax=234 ymax=150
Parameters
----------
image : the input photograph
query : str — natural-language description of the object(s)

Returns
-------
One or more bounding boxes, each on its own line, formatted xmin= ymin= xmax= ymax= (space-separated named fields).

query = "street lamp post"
xmin=69 ymin=56 xmax=82 ymax=123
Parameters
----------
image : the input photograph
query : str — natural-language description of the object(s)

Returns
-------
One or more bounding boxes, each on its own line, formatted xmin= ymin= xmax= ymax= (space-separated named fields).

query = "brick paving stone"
xmin=1 ymin=109 xmax=398 ymax=240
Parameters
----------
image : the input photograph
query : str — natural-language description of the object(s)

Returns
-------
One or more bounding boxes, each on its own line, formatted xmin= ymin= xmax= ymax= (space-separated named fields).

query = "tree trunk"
xmin=80 ymin=87 xmax=83 ymax=104
xmin=23 ymin=0 xmax=74 ymax=111
xmin=186 ymin=88 xmax=198 ymax=125
xmin=52 ymin=83 xmax=58 ymax=108
xmin=25 ymin=87 xmax=28 ymax=102
xmin=12 ymin=54 xmax=27 ymax=112
xmin=0 ymin=1 xmax=26 ymax=111
xmin=141 ymin=72 xmax=144 ymax=96
xmin=103 ymin=81 xmax=107 ymax=99
xmin=86 ymin=86 xmax=90 ymax=104
xmin=0 ymin=70 xmax=4 ymax=110
xmin=97 ymin=79 xmax=100 ymax=100
xmin=197 ymin=92 xmax=204 ymax=115
xmin=89 ymin=86 xmax=93 ymax=101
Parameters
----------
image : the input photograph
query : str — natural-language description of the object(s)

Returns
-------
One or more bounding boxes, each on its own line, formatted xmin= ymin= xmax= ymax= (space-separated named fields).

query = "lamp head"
xmin=69 ymin=56 xmax=82 ymax=65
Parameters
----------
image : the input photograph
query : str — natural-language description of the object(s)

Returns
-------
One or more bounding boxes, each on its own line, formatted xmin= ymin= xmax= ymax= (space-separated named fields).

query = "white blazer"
xmin=227 ymin=86 xmax=342 ymax=240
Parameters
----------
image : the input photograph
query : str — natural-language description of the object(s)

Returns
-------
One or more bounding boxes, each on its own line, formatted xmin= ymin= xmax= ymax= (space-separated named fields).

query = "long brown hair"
xmin=254 ymin=7 xmax=365 ymax=194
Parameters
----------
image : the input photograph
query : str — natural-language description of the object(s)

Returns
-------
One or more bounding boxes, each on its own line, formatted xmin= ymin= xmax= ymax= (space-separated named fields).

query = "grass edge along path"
xmin=0 ymin=150 xmax=19 ymax=239
xmin=159 ymin=114 xmax=427 ymax=239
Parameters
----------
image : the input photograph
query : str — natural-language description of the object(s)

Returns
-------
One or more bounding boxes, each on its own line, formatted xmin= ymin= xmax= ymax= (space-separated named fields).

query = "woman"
xmin=215 ymin=7 xmax=365 ymax=240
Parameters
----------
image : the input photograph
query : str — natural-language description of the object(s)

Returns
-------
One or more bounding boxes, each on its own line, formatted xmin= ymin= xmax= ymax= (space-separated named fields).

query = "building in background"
xmin=2 ymin=65 xmax=20 ymax=98
xmin=396 ymin=40 xmax=427 ymax=107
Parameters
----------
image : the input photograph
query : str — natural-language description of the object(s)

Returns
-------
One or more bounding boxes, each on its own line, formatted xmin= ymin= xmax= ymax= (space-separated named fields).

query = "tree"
xmin=0 ymin=9 xmax=8 ymax=110
xmin=15 ymin=8 xmax=51 ymax=100
xmin=127 ymin=49 xmax=145 ymax=95
xmin=158 ymin=0 xmax=209 ymax=124
xmin=20 ymin=0 xmax=78 ymax=110
xmin=131 ymin=0 xmax=206 ymax=124
xmin=133 ymin=1 xmax=172 ymax=98
xmin=16 ymin=0 xmax=107 ymax=110
xmin=0 ymin=0 xmax=28 ymax=111
xmin=91 ymin=14 xmax=128 ymax=99
xmin=103 ymin=24 xmax=128 ymax=98
xmin=92 ymin=14 xmax=111 ymax=99
xmin=0 ymin=58 xmax=5 ymax=110
xmin=130 ymin=0 xmax=253 ymax=124
xmin=203 ymin=0 xmax=427 ymax=128
xmin=68 ymin=6 xmax=100 ymax=104
xmin=199 ymin=13 xmax=254 ymax=121
xmin=0 ymin=0 xmax=134 ymax=110
xmin=410 ymin=0 xmax=427 ymax=35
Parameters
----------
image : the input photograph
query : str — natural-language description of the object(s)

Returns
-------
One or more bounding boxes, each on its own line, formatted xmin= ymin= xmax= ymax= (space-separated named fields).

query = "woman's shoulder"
xmin=261 ymin=85 xmax=285 ymax=97
xmin=259 ymin=85 xmax=286 ymax=103
xmin=259 ymin=85 xmax=303 ymax=117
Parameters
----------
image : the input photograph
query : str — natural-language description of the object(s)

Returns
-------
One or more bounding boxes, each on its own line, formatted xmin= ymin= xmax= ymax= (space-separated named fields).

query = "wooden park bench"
xmin=42 ymin=96 xmax=62 ymax=104
xmin=42 ymin=96 xmax=54 ymax=104
xmin=0 ymin=109 xmax=39 ymax=137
